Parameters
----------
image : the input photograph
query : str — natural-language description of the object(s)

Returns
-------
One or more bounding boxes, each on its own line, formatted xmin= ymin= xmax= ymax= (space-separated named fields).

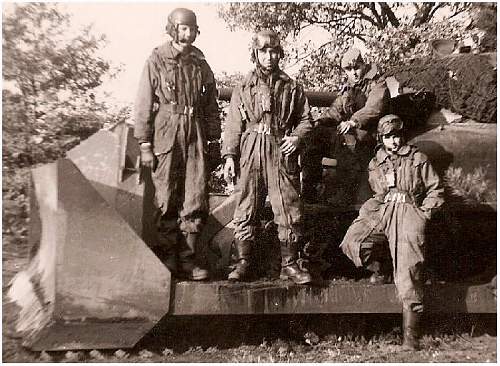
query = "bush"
xmin=444 ymin=166 xmax=495 ymax=204
xmin=2 ymin=90 xmax=131 ymax=169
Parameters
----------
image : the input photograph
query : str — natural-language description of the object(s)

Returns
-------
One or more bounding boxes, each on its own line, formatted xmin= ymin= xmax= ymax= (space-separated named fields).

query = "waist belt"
xmin=247 ymin=122 xmax=284 ymax=137
xmin=159 ymin=103 xmax=195 ymax=115
xmin=383 ymin=191 xmax=415 ymax=204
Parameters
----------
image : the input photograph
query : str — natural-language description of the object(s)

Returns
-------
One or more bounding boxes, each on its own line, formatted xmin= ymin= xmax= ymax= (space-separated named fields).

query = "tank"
xmin=7 ymin=53 xmax=496 ymax=350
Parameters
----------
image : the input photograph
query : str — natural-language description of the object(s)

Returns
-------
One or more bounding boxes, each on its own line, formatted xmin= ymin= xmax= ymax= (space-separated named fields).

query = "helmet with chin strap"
xmin=377 ymin=114 xmax=404 ymax=142
xmin=166 ymin=8 xmax=199 ymax=42
xmin=250 ymin=29 xmax=284 ymax=63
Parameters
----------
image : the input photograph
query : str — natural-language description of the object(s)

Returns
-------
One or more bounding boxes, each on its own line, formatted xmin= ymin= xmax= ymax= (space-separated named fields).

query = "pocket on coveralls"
xmin=154 ymin=114 xmax=177 ymax=156
xmin=406 ymin=205 xmax=428 ymax=247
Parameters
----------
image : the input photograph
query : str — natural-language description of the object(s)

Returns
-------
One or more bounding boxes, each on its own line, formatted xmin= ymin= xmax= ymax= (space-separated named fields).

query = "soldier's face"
xmin=344 ymin=61 xmax=365 ymax=85
xmin=382 ymin=132 xmax=403 ymax=155
xmin=257 ymin=47 xmax=280 ymax=71
xmin=176 ymin=24 xmax=197 ymax=46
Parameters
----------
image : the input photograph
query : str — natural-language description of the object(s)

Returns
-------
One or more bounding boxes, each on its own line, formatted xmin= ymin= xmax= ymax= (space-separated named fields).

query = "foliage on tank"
xmin=385 ymin=54 xmax=496 ymax=123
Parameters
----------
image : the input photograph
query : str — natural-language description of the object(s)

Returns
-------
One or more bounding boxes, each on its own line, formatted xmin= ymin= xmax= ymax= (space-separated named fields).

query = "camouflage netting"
xmin=385 ymin=53 xmax=497 ymax=123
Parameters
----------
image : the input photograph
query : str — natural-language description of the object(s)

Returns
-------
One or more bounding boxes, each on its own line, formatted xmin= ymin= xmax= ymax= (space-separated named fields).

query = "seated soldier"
xmin=302 ymin=47 xmax=390 ymax=203
xmin=340 ymin=114 xmax=444 ymax=350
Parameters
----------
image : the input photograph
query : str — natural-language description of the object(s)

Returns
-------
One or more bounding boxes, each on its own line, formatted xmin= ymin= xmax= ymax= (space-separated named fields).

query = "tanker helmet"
xmin=250 ymin=29 xmax=284 ymax=62
xmin=166 ymin=8 xmax=199 ymax=41
xmin=377 ymin=114 xmax=404 ymax=136
xmin=341 ymin=47 xmax=364 ymax=69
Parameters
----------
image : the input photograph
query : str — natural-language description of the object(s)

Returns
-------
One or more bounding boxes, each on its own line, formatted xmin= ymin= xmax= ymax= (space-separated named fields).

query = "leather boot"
xmin=178 ymin=232 xmax=209 ymax=281
xmin=228 ymin=239 xmax=252 ymax=281
xmin=156 ymin=223 xmax=178 ymax=274
xmin=402 ymin=309 xmax=421 ymax=350
xmin=279 ymin=241 xmax=312 ymax=285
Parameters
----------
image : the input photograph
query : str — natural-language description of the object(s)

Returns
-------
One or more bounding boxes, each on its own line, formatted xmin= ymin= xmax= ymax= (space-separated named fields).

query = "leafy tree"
xmin=217 ymin=3 xmax=480 ymax=91
xmin=219 ymin=3 xmax=471 ymax=40
xmin=2 ymin=3 xmax=131 ymax=250
xmin=2 ymin=3 xmax=128 ymax=168
xmin=3 ymin=3 xmax=118 ymax=119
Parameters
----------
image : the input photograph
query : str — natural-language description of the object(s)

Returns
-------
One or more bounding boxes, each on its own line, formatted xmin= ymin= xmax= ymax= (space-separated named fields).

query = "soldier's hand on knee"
xmin=139 ymin=143 xmax=156 ymax=170
xmin=224 ymin=156 xmax=236 ymax=184
xmin=337 ymin=120 xmax=357 ymax=135
xmin=280 ymin=136 xmax=299 ymax=156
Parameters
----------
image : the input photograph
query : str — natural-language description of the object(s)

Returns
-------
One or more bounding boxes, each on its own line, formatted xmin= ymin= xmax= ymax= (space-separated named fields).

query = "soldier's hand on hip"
xmin=139 ymin=143 xmax=156 ymax=169
xmin=337 ymin=120 xmax=357 ymax=135
xmin=224 ymin=156 xmax=236 ymax=184
xmin=280 ymin=136 xmax=299 ymax=156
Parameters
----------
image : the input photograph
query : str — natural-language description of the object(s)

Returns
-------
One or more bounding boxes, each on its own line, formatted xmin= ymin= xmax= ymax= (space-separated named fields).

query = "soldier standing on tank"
xmin=222 ymin=30 xmax=313 ymax=284
xmin=134 ymin=8 xmax=221 ymax=280
xmin=302 ymin=47 xmax=391 ymax=203
xmin=340 ymin=114 xmax=444 ymax=350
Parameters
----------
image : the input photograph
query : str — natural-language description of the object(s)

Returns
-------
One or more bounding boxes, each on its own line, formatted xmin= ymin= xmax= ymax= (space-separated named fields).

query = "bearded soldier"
xmin=340 ymin=114 xmax=444 ymax=350
xmin=222 ymin=30 xmax=313 ymax=284
xmin=134 ymin=8 xmax=221 ymax=280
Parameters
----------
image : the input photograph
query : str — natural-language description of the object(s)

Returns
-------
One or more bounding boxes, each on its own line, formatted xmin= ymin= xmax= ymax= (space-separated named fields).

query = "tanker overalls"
xmin=340 ymin=145 xmax=444 ymax=311
xmin=302 ymin=65 xmax=390 ymax=200
xmin=134 ymin=41 xmax=220 ymax=240
xmin=222 ymin=70 xmax=313 ymax=248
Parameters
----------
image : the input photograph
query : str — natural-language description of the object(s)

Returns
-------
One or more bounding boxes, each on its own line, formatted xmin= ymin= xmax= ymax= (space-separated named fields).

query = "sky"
xmin=59 ymin=2 xmax=333 ymax=106
xmin=58 ymin=2 xmax=255 ymax=105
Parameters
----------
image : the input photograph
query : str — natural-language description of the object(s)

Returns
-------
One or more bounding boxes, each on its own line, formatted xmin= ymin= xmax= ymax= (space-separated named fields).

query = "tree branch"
xmin=283 ymin=39 xmax=336 ymax=70
xmin=429 ymin=3 xmax=446 ymax=20
xmin=379 ymin=2 xmax=400 ymax=27
xmin=412 ymin=2 xmax=438 ymax=27
xmin=367 ymin=2 xmax=384 ymax=28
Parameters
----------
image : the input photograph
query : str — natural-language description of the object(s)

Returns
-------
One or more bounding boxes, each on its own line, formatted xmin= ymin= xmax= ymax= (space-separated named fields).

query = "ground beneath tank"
xmin=3 ymin=239 xmax=496 ymax=362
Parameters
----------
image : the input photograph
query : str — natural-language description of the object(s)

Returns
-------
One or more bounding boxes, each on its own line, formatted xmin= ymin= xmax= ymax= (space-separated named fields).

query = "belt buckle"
xmin=256 ymin=122 xmax=270 ymax=135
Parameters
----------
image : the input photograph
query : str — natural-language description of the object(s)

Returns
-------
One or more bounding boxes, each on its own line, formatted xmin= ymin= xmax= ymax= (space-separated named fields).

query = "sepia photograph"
xmin=2 ymin=1 xmax=497 ymax=362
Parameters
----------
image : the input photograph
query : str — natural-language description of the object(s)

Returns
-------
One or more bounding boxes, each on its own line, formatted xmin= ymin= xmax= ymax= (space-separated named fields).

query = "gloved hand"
xmin=140 ymin=143 xmax=156 ymax=170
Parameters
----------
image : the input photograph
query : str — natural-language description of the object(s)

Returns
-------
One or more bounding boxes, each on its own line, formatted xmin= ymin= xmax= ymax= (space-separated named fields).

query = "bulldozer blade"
xmin=7 ymin=159 xmax=171 ymax=351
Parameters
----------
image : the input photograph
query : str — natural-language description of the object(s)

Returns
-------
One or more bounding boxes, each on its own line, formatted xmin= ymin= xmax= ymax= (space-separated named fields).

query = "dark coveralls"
xmin=222 ymin=69 xmax=313 ymax=251
xmin=340 ymin=145 xmax=444 ymax=311
xmin=134 ymin=42 xmax=220 ymax=243
xmin=303 ymin=65 xmax=391 ymax=193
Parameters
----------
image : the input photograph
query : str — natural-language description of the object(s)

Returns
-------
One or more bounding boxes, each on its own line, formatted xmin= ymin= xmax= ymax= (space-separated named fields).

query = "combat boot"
xmin=228 ymin=239 xmax=252 ymax=281
xmin=178 ymin=232 xmax=209 ymax=281
xmin=279 ymin=241 xmax=312 ymax=285
xmin=158 ymin=246 xmax=177 ymax=275
xmin=402 ymin=309 xmax=422 ymax=351
xmin=156 ymin=222 xmax=178 ymax=274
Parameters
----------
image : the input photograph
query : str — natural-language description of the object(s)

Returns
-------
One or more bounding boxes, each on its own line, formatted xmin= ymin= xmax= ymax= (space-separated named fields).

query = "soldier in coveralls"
xmin=134 ymin=8 xmax=221 ymax=280
xmin=340 ymin=114 xmax=444 ymax=350
xmin=302 ymin=47 xmax=391 ymax=203
xmin=222 ymin=30 xmax=313 ymax=284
